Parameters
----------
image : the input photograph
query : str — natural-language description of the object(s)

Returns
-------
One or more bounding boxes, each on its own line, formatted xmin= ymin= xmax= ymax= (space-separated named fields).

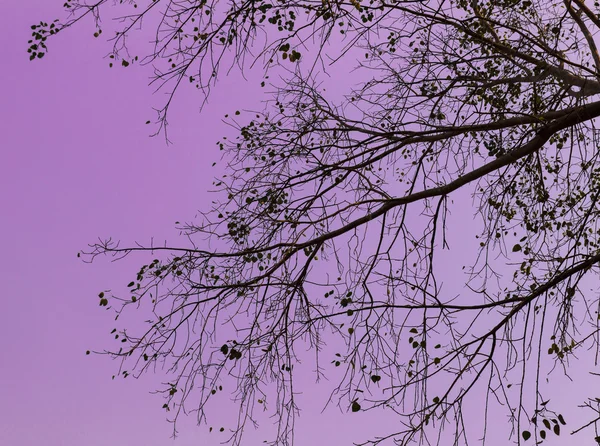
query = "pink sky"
xmin=1 ymin=1 xmax=596 ymax=446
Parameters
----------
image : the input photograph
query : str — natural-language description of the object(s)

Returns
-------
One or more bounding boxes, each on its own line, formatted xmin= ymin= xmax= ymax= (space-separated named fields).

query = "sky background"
xmin=1 ymin=1 xmax=597 ymax=446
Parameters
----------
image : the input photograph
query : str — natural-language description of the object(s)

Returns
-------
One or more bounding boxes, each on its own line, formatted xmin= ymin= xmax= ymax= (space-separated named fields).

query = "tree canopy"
xmin=31 ymin=0 xmax=600 ymax=444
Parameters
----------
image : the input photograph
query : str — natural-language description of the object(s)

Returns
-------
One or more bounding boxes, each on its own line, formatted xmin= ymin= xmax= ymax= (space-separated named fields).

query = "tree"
xmin=30 ymin=0 xmax=600 ymax=444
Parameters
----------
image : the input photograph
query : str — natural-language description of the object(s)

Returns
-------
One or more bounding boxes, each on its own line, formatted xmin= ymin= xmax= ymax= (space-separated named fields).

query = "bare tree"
xmin=31 ymin=0 xmax=600 ymax=444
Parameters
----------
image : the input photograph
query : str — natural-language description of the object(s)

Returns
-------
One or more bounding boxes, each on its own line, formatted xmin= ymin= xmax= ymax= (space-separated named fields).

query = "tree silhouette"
xmin=31 ymin=0 xmax=600 ymax=444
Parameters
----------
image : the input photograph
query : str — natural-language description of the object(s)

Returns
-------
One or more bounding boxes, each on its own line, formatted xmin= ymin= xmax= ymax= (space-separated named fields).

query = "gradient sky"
xmin=1 ymin=1 xmax=597 ymax=446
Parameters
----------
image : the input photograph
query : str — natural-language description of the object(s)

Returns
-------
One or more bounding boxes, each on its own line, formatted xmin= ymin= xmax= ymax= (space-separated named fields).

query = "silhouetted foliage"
xmin=32 ymin=0 xmax=600 ymax=444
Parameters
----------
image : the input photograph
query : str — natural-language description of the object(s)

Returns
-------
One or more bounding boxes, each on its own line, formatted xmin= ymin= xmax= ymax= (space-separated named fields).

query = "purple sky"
xmin=1 ymin=1 xmax=597 ymax=446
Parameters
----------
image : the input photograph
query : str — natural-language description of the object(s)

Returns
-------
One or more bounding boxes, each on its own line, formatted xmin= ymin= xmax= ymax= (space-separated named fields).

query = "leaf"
xmin=228 ymin=349 xmax=242 ymax=360
xmin=351 ymin=401 xmax=361 ymax=412
xmin=220 ymin=344 xmax=229 ymax=355
xmin=370 ymin=375 xmax=381 ymax=383
xmin=558 ymin=414 xmax=566 ymax=425
xmin=512 ymin=244 xmax=522 ymax=252
xmin=522 ymin=430 xmax=531 ymax=441
xmin=540 ymin=430 xmax=546 ymax=439
xmin=542 ymin=419 xmax=551 ymax=429
xmin=553 ymin=424 xmax=560 ymax=435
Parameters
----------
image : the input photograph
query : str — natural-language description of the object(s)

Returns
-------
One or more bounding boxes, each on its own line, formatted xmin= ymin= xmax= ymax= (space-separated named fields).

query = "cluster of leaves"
xmin=522 ymin=412 xmax=567 ymax=441
xmin=27 ymin=20 xmax=60 ymax=60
